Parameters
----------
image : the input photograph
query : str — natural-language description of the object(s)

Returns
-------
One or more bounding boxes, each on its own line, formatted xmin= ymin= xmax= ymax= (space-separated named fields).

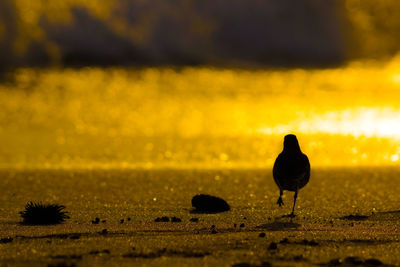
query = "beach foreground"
xmin=0 ymin=168 xmax=399 ymax=266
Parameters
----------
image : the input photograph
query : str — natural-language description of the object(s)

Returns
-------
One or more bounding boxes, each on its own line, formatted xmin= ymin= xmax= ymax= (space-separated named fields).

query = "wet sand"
xmin=0 ymin=168 xmax=399 ymax=266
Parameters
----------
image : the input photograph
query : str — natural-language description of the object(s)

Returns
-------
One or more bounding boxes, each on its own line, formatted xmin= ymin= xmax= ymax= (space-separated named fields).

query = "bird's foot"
xmin=277 ymin=196 xmax=284 ymax=207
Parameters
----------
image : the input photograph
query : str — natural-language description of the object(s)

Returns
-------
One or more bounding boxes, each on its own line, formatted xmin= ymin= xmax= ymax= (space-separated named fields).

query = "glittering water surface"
xmin=2 ymin=59 xmax=400 ymax=168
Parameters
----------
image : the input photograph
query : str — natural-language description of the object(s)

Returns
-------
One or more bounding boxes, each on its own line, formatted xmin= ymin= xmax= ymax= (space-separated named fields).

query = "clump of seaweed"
xmin=19 ymin=202 xmax=70 ymax=225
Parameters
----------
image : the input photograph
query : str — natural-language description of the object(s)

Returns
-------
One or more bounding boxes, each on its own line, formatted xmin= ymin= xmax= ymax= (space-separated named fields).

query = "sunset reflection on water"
xmin=1 ymin=58 xmax=400 ymax=169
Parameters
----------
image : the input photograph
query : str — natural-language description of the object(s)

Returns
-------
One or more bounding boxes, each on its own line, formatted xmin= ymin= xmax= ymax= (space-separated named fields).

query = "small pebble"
xmin=0 ymin=238 xmax=13 ymax=244
xmin=127 ymin=217 xmax=131 ymax=221
xmin=100 ymin=229 xmax=108 ymax=235
xmin=240 ymin=223 xmax=245 ymax=228
xmin=279 ymin=238 xmax=290 ymax=244
xmin=328 ymin=258 xmax=342 ymax=266
xmin=345 ymin=256 xmax=363 ymax=265
xmin=268 ymin=242 xmax=278 ymax=250
xmin=365 ymin=258 xmax=383 ymax=266
xmin=171 ymin=217 xmax=182 ymax=222
xmin=155 ymin=216 xmax=170 ymax=222
xmin=120 ymin=219 xmax=124 ymax=224
xmin=189 ymin=218 xmax=199 ymax=222
xmin=211 ymin=229 xmax=217 ymax=234
xmin=258 ymin=233 xmax=266 ymax=238
xmin=92 ymin=218 xmax=100 ymax=224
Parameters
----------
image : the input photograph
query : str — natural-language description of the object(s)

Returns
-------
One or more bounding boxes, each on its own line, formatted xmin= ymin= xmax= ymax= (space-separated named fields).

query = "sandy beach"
xmin=1 ymin=168 xmax=399 ymax=266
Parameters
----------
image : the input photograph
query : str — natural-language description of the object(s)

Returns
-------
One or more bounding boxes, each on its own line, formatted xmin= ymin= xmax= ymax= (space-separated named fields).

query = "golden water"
xmin=1 ymin=58 xmax=400 ymax=169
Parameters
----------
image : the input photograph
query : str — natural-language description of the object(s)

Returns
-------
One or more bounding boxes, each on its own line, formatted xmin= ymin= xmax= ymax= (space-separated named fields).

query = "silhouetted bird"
xmin=273 ymin=134 xmax=310 ymax=217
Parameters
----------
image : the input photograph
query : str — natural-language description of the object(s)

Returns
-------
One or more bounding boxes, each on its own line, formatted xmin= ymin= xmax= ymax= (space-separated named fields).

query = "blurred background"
xmin=1 ymin=0 xmax=400 ymax=69
xmin=1 ymin=0 xmax=400 ymax=169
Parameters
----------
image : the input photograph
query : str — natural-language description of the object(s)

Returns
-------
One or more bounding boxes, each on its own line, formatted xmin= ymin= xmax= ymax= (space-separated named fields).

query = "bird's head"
xmin=283 ymin=134 xmax=301 ymax=152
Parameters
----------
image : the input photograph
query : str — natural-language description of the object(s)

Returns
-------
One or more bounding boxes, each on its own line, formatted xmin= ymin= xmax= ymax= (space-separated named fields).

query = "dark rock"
xmin=268 ymin=242 xmax=278 ymax=250
xmin=340 ymin=214 xmax=369 ymax=221
xmin=191 ymin=194 xmax=230 ymax=213
xmin=189 ymin=217 xmax=199 ymax=222
xmin=48 ymin=262 xmax=77 ymax=267
xmin=171 ymin=217 xmax=182 ymax=222
xmin=279 ymin=238 xmax=290 ymax=244
xmin=100 ymin=229 xmax=108 ymax=235
xmin=70 ymin=234 xmax=80 ymax=240
xmin=258 ymin=233 xmax=266 ymax=238
xmin=120 ymin=219 xmax=124 ymax=224
xmin=89 ymin=249 xmax=110 ymax=255
xmin=234 ymin=223 xmax=237 ymax=228
xmin=294 ymin=255 xmax=305 ymax=261
xmin=328 ymin=258 xmax=342 ymax=265
xmin=240 ymin=223 xmax=245 ymax=228
xmin=155 ymin=216 xmax=170 ymax=222
xmin=365 ymin=258 xmax=383 ymax=266
xmin=92 ymin=217 xmax=100 ymax=224
xmin=211 ymin=229 xmax=217 ymax=234
xmin=232 ymin=263 xmax=252 ymax=267
xmin=344 ymin=256 xmax=363 ymax=265
xmin=51 ymin=254 xmax=82 ymax=260
xmin=101 ymin=220 xmax=106 ymax=223
xmin=301 ymin=239 xmax=319 ymax=246
xmin=127 ymin=217 xmax=131 ymax=221
xmin=232 ymin=263 xmax=271 ymax=267
xmin=0 ymin=237 xmax=13 ymax=244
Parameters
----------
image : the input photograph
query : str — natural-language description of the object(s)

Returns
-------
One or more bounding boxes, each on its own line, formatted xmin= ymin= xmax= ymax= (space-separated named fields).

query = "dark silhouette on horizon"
xmin=273 ymin=134 xmax=310 ymax=217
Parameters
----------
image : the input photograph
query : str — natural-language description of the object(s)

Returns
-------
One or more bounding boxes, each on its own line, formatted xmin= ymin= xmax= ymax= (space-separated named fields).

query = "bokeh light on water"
xmin=1 ymin=58 xmax=400 ymax=169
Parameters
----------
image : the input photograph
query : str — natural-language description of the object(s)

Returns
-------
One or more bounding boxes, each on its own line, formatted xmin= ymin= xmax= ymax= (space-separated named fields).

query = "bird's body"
xmin=273 ymin=134 xmax=310 ymax=217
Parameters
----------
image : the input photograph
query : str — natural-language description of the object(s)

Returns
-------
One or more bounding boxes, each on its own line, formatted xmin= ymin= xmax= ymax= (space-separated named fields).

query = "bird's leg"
xmin=277 ymin=189 xmax=284 ymax=206
xmin=289 ymin=189 xmax=298 ymax=217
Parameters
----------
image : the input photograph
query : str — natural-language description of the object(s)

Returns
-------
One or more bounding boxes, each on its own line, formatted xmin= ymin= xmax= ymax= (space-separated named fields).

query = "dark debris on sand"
xmin=89 ymin=249 xmax=110 ymax=255
xmin=171 ymin=217 xmax=182 ymax=222
xmin=232 ymin=261 xmax=272 ymax=267
xmin=123 ymin=248 xmax=210 ymax=259
xmin=154 ymin=216 xmax=182 ymax=222
xmin=0 ymin=237 xmax=13 ymax=244
xmin=19 ymin=202 xmax=69 ymax=225
xmin=48 ymin=263 xmax=77 ymax=267
xmin=51 ymin=254 xmax=82 ymax=260
xmin=268 ymin=242 xmax=278 ymax=250
xmin=191 ymin=194 xmax=230 ymax=213
xmin=340 ymin=214 xmax=369 ymax=221
xmin=99 ymin=229 xmax=108 ymax=235
xmin=321 ymin=256 xmax=386 ymax=266
xmin=155 ymin=216 xmax=170 ymax=222
xmin=256 ymin=221 xmax=301 ymax=231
